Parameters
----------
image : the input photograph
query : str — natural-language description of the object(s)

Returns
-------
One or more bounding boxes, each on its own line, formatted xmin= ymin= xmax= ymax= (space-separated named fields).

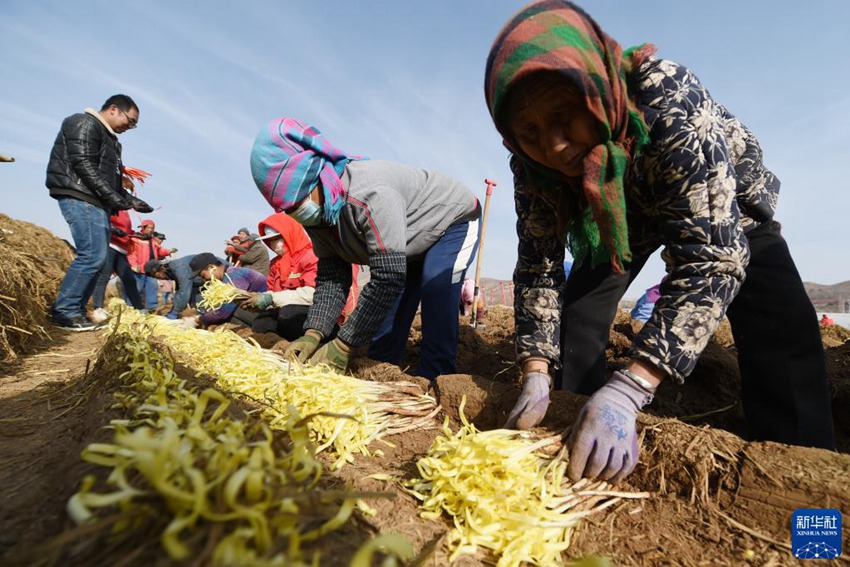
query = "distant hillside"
xmin=804 ymin=280 xmax=850 ymax=312
xmin=478 ymin=277 xmax=850 ymax=312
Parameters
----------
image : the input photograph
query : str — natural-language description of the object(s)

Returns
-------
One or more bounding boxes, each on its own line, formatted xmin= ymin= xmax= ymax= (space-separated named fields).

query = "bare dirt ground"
xmin=1 ymin=309 xmax=848 ymax=566
xmin=1 ymin=211 xmax=848 ymax=566
xmin=0 ymin=331 xmax=108 ymax=558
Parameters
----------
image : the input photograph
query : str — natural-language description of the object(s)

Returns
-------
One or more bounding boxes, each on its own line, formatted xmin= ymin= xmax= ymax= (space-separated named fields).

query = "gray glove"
xmin=567 ymin=370 xmax=654 ymax=483
xmin=504 ymin=371 xmax=551 ymax=429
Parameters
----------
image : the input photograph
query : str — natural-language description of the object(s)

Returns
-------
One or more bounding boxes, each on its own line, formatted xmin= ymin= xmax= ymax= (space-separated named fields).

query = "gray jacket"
xmin=305 ymin=160 xmax=479 ymax=345
xmin=307 ymin=160 xmax=479 ymax=263
xmin=237 ymin=240 xmax=270 ymax=275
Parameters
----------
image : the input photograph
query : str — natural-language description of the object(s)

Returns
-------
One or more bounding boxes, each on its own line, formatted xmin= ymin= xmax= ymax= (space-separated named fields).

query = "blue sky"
xmin=2 ymin=0 xmax=848 ymax=298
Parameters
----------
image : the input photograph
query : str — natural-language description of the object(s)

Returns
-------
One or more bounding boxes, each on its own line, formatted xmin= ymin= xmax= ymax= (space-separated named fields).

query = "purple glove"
xmin=504 ymin=371 xmax=551 ymax=429
xmin=567 ymin=371 xmax=654 ymax=483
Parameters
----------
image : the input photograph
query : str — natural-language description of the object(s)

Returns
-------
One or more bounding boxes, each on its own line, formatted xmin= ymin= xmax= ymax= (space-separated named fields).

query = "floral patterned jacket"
xmin=513 ymin=58 xmax=779 ymax=383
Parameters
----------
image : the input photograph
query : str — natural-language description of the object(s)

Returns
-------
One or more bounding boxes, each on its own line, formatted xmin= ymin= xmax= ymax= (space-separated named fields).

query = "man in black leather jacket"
xmin=46 ymin=94 xmax=153 ymax=331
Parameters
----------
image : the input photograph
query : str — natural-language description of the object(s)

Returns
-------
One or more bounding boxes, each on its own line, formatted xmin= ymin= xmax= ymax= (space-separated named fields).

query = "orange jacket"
xmin=259 ymin=213 xmax=318 ymax=292
xmin=258 ymin=213 xmax=359 ymax=322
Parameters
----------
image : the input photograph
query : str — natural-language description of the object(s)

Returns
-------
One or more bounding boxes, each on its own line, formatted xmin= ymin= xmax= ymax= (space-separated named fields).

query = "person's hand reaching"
xmin=504 ymin=371 xmax=551 ymax=429
xmin=567 ymin=370 xmax=654 ymax=483
xmin=284 ymin=330 xmax=323 ymax=363
xmin=241 ymin=292 xmax=275 ymax=311
xmin=307 ymin=338 xmax=352 ymax=373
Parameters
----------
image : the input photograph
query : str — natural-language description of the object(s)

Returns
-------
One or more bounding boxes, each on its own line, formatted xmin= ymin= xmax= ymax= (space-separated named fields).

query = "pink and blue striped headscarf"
xmin=250 ymin=118 xmax=360 ymax=224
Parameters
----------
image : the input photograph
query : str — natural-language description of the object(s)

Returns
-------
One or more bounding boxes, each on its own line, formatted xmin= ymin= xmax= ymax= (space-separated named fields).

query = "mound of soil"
xmin=826 ymin=342 xmax=850 ymax=443
xmin=411 ymin=306 xmax=849 ymax=454
xmin=0 ymin=213 xmax=73 ymax=362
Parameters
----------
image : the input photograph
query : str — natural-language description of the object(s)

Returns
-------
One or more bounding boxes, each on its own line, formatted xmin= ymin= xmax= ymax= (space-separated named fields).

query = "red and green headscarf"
xmin=485 ymin=0 xmax=655 ymax=273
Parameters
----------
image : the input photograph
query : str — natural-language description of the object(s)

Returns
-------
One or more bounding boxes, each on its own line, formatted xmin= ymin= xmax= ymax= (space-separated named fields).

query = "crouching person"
xmin=241 ymin=212 xmax=319 ymax=340
xmin=484 ymin=0 xmax=835 ymax=484
xmin=190 ymin=252 xmax=267 ymax=328
xmin=144 ymin=253 xmax=226 ymax=320
xmin=249 ymin=118 xmax=480 ymax=378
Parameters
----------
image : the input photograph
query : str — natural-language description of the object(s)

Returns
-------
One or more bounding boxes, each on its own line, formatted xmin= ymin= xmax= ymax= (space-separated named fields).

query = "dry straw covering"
xmin=0 ymin=212 xmax=73 ymax=361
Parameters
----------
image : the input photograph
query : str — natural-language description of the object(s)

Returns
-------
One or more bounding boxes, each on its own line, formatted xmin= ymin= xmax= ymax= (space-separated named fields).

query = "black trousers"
xmin=251 ymin=305 xmax=310 ymax=341
xmin=558 ymin=221 xmax=835 ymax=450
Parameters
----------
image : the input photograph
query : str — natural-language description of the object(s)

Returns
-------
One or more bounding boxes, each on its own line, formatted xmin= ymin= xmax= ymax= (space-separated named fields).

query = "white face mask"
xmin=288 ymin=198 xmax=323 ymax=227
xmin=270 ymin=239 xmax=286 ymax=256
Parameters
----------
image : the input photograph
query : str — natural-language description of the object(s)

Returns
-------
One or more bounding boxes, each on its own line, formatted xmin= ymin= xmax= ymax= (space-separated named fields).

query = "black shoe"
xmin=52 ymin=315 xmax=102 ymax=332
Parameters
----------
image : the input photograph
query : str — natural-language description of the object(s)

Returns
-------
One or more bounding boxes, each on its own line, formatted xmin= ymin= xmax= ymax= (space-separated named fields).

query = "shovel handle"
xmin=471 ymin=179 xmax=497 ymax=327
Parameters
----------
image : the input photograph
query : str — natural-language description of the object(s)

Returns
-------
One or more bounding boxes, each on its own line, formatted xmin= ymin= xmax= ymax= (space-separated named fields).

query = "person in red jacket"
xmin=90 ymin=209 xmax=145 ymax=322
xmin=224 ymin=234 xmax=245 ymax=264
xmin=128 ymin=219 xmax=172 ymax=308
xmin=128 ymin=220 xmax=173 ymax=268
xmin=241 ymin=213 xmax=318 ymax=340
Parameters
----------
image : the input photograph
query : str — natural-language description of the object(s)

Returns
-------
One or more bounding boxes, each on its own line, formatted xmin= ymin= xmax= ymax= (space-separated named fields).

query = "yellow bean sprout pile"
xmin=405 ymin=400 xmax=649 ymax=566
xmin=68 ymin=332 xmax=357 ymax=565
xmin=197 ymin=277 xmax=251 ymax=311
xmin=108 ymin=304 xmax=440 ymax=469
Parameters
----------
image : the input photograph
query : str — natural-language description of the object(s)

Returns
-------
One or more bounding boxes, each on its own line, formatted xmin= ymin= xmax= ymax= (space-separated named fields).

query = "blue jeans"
xmin=92 ymin=247 xmax=144 ymax=309
xmin=132 ymin=273 xmax=159 ymax=310
xmin=52 ymin=198 xmax=110 ymax=319
xmin=369 ymin=219 xmax=480 ymax=380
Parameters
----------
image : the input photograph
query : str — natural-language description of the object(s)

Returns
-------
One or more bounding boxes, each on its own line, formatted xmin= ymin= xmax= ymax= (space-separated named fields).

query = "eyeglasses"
xmin=117 ymin=107 xmax=138 ymax=129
